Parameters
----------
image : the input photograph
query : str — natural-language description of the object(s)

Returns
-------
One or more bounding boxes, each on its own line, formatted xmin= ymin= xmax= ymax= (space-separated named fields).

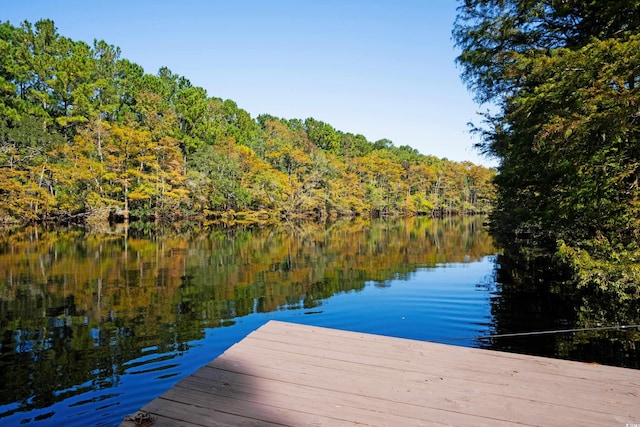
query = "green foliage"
xmin=454 ymin=0 xmax=640 ymax=104
xmin=188 ymin=144 xmax=251 ymax=212
xmin=454 ymin=0 xmax=640 ymax=295
xmin=304 ymin=117 xmax=340 ymax=153
xmin=557 ymin=239 xmax=640 ymax=302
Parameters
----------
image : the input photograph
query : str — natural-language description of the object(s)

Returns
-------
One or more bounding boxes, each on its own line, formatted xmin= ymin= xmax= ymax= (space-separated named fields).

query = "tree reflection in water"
xmin=1 ymin=216 xmax=638 ymax=426
xmin=0 ymin=216 xmax=493 ymax=424
xmin=482 ymin=242 xmax=640 ymax=368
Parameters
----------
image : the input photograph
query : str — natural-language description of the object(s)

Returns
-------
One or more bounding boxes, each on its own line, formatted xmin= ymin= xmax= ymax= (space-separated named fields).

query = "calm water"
xmin=0 ymin=216 xmax=637 ymax=426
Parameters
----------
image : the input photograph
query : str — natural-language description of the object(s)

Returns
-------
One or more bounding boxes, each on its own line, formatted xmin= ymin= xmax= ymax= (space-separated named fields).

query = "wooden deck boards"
xmin=121 ymin=320 xmax=640 ymax=426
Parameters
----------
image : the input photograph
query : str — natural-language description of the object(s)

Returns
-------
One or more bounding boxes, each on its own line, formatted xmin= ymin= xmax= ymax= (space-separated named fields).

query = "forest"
xmin=454 ymin=1 xmax=640 ymax=302
xmin=0 ymin=19 xmax=495 ymax=225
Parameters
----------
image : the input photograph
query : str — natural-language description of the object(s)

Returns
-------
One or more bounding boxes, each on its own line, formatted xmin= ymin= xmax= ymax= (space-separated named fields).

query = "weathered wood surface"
xmin=121 ymin=320 xmax=640 ymax=426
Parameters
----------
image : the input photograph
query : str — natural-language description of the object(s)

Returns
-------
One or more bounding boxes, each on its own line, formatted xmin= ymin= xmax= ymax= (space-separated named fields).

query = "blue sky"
xmin=2 ymin=0 xmax=496 ymax=167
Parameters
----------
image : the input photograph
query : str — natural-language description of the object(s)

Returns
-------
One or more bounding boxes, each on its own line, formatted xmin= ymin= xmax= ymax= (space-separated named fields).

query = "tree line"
xmin=454 ymin=1 xmax=640 ymax=301
xmin=0 ymin=19 xmax=495 ymax=225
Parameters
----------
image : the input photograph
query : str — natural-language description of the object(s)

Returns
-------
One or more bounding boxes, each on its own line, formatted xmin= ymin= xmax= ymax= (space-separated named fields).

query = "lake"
xmin=0 ymin=216 xmax=637 ymax=426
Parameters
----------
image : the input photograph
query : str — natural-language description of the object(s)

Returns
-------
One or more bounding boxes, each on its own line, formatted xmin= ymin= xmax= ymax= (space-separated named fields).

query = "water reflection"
xmin=482 ymin=245 xmax=640 ymax=368
xmin=0 ymin=216 xmax=494 ymax=426
xmin=3 ymin=216 xmax=639 ymax=426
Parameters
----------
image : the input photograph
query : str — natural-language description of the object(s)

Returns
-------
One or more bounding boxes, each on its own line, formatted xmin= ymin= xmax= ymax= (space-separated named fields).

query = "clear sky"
xmin=2 ymin=0 xmax=496 ymax=167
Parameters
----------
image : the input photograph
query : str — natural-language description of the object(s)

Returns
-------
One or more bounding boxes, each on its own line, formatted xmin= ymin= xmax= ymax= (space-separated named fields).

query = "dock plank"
xmin=218 ymin=339 xmax=639 ymax=418
xmin=121 ymin=320 xmax=640 ymax=427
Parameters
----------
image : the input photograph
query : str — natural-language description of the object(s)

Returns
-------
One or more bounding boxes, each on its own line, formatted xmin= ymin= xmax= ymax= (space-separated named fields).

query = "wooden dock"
xmin=121 ymin=320 xmax=640 ymax=426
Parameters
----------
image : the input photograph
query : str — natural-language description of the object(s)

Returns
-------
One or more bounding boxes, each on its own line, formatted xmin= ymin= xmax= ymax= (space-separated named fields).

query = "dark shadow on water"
xmin=480 ymin=247 xmax=640 ymax=369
